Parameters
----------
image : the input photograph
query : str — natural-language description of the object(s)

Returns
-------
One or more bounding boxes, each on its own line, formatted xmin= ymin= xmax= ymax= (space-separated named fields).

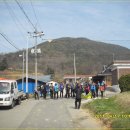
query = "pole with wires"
xmin=74 ymin=53 xmax=77 ymax=83
xmin=30 ymin=30 xmax=44 ymax=91
xmin=26 ymin=36 xmax=29 ymax=98
xmin=34 ymin=30 xmax=38 ymax=91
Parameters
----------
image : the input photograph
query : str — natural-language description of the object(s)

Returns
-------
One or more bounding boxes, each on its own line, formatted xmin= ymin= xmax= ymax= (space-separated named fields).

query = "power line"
xmin=0 ymin=39 xmax=13 ymax=50
xmin=29 ymin=0 xmax=42 ymax=30
xmin=4 ymin=0 xmax=27 ymax=43
xmin=0 ymin=31 xmax=20 ymax=51
xmin=15 ymin=0 xmax=36 ymax=30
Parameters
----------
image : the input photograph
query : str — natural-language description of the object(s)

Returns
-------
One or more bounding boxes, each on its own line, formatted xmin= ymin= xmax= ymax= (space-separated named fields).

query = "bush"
xmin=118 ymin=74 xmax=130 ymax=92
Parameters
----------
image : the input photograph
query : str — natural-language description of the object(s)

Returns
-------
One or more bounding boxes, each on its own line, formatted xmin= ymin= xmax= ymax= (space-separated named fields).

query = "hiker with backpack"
xmin=75 ymin=83 xmax=82 ymax=109
xmin=99 ymin=81 xmax=106 ymax=98
xmin=90 ymin=82 xmax=96 ymax=98
xmin=54 ymin=83 xmax=59 ymax=99
xmin=59 ymin=82 xmax=64 ymax=98
xmin=42 ymin=84 xmax=47 ymax=99
xmin=65 ymin=83 xmax=70 ymax=98
xmin=95 ymin=81 xmax=100 ymax=97
xmin=84 ymin=82 xmax=90 ymax=95
xmin=34 ymin=88 xmax=39 ymax=100
xmin=70 ymin=82 xmax=75 ymax=97
xmin=50 ymin=83 xmax=54 ymax=99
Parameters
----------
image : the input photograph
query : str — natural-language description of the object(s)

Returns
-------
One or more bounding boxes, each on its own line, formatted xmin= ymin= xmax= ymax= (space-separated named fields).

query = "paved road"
xmin=0 ymin=97 xmax=107 ymax=130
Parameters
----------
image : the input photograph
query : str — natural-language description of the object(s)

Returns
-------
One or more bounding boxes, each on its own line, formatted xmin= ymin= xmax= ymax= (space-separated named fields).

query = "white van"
xmin=0 ymin=80 xmax=23 ymax=108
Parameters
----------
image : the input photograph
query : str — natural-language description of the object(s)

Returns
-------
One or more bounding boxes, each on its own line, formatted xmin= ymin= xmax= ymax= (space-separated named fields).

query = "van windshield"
xmin=0 ymin=82 xmax=10 ymax=94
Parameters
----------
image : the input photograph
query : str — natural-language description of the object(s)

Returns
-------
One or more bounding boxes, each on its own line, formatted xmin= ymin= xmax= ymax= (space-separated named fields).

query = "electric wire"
xmin=15 ymin=0 xmax=44 ymax=47
xmin=0 ymin=39 xmax=13 ymax=50
xmin=15 ymin=0 xmax=36 ymax=31
xmin=4 ymin=0 xmax=27 ymax=44
xmin=0 ymin=31 xmax=20 ymax=51
xmin=29 ymin=0 xmax=42 ymax=30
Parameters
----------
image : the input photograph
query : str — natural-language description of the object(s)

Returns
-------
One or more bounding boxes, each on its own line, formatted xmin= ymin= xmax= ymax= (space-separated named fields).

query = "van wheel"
xmin=17 ymin=98 xmax=21 ymax=105
xmin=10 ymin=100 xmax=15 ymax=109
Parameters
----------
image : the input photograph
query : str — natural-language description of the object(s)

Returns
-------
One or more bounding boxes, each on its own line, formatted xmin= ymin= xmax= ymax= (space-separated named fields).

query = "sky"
xmin=0 ymin=0 xmax=130 ymax=53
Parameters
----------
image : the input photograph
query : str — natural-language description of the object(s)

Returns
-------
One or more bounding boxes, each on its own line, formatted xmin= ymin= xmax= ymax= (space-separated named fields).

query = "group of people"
xmin=34 ymin=82 xmax=65 ymax=100
xmin=84 ymin=81 xmax=106 ymax=98
xmin=34 ymin=80 xmax=107 ymax=109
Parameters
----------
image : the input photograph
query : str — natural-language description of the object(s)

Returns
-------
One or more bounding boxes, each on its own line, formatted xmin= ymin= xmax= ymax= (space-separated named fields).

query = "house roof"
xmin=63 ymin=75 xmax=94 ymax=79
xmin=17 ymin=75 xmax=51 ymax=83
xmin=97 ymin=60 xmax=130 ymax=76
xmin=29 ymin=75 xmax=51 ymax=83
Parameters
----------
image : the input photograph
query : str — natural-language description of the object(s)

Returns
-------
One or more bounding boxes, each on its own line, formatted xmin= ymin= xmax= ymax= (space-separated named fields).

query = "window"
xmin=11 ymin=83 xmax=14 ymax=90
xmin=14 ymin=82 xmax=17 ymax=88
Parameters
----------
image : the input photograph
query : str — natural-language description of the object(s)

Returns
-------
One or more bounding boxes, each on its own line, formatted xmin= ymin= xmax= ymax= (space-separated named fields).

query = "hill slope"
xmin=1 ymin=37 xmax=130 ymax=77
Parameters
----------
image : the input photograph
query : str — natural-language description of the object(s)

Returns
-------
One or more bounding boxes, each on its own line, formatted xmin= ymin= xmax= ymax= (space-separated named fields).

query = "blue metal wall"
xmin=17 ymin=82 xmax=36 ymax=94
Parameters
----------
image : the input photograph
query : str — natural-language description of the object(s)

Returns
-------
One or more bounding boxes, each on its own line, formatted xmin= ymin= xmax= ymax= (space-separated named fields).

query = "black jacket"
xmin=75 ymin=87 xmax=82 ymax=99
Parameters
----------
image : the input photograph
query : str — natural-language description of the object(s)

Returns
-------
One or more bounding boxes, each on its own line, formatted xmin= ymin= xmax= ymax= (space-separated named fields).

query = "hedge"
xmin=118 ymin=74 xmax=130 ymax=92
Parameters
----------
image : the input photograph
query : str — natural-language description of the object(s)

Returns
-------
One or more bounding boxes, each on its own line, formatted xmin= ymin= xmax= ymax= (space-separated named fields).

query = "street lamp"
xmin=19 ymin=52 xmax=25 ymax=91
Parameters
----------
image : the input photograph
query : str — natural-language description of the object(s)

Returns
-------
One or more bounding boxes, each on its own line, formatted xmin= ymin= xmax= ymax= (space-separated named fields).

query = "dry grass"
xmin=115 ymin=92 xmax=130 ymax=110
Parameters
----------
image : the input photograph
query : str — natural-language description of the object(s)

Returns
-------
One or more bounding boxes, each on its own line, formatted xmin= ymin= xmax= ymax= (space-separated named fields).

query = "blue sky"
xmin=0 ymin=0 xmax=130 ymax=53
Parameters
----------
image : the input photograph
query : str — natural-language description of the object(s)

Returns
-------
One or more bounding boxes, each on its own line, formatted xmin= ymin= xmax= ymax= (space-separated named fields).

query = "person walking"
xmin=90 ymin=82 xmax=96 ymax=98
xmin=75 ymin=83 xmax=82 ymax=109
xmin=54 ymin=83 xmax=59 ymax=99
xmin=50 ymin=83 xmax=54 ymax=99
xmin=66 ymin=83 xmax=70 ymax=98
xmin=84 ymin=82 xmax=90 ymax=95
xmin=99 ymin=81 xmax=105 ymax=98
xmin=59 ymin=82 xmax=64 ymax=98
xmin=43 ymin=84 xmax=47 ymax=99
xmin=70 ymin=82 xmax=75 ymax=97
xmin=95 ymin=81 xmax=100 ymax=97
xmin=34 ymin=88 xmax=39 ymax=100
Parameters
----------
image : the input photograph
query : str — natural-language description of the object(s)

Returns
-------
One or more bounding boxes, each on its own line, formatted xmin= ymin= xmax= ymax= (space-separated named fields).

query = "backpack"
xmin=100 ymin=86 xmax=105 ymax=91
xmin=91 ymin=85 xmax=95 ymax=90
xmin=54 ymin=85 xmax=59 ymax=92
xmin=60 ymin=84 xmax=64 ymax=91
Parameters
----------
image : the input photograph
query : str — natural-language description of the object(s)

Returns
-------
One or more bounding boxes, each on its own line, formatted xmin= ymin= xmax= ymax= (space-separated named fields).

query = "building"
xmin=17 ymin=75 xmax=51 ymax=94
xmin=93 ymin=60 xmax=130 ymax=85
xmin=63 ymin=74 xmax=93 ymax=83
xmin=110 ymin=60 xmax=130 ymax=85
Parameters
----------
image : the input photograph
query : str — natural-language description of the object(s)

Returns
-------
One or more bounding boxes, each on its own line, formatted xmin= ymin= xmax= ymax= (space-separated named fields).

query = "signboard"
xmin=31 ymin=48 xmax=41 ymax=54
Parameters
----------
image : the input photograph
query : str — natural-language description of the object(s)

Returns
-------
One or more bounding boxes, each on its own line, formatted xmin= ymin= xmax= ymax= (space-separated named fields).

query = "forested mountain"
xmin=1 ymin=37 xmax=130 ymax=77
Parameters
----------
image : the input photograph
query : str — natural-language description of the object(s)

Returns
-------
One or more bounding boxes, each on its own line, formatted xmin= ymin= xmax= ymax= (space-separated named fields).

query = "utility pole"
xmin=74 ymin=53 xmax=77 ymax=83
xmin=22 ymin=51 xmax=25 ymax=91
xmin=26 ymin=36 xmax=29 ymax=95
xmin=31 ymin=29 xmax=44 ymax=90
xmin=34 ymin=30 xmax=38 ymax=90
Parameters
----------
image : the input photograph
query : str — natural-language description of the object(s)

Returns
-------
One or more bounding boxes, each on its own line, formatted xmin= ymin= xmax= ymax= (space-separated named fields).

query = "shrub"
xmin=118 ymin=74 xmax=130 ymax=92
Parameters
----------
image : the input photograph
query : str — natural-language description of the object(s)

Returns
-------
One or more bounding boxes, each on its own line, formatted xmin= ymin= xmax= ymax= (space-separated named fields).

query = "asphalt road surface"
xmin=0 ymin=97 xmax=107 ymax=130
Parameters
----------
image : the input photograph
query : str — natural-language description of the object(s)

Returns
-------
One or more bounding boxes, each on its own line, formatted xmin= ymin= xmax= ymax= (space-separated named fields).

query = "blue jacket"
xmin=90 ymin=84 xmax=96 ymax=91
xmin=54 ymin=84 xmax=59 ymax=92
